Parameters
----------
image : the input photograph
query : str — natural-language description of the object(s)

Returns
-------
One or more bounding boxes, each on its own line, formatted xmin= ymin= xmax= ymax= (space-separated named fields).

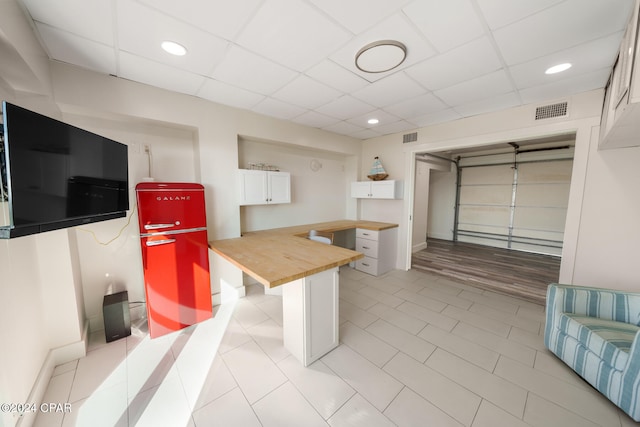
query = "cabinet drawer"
xmin=355 ymin=257 xmax=378 ymax=275
xmin=356 ymin=229 xmax=379 ymax=241
xmin=355 ymin=238 xmax=379 ymax=258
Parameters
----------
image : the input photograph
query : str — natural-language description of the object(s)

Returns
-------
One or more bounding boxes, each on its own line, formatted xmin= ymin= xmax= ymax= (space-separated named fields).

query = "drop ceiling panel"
xmin=305 ymin=60 xmax=369 ymax=93
xmin=211 ymin=45 xmax=297 ymax=95
xmin=136 ymin=0 xmax=262 ymax=40
xmin=476 ymin=0 xmax=564 ymax=30
xmin=405 ymin=37 xmax=502 ymax=91
xmin=346 ymin=109 xmax=400 ymax=128
xmin=315 ymin=95 xmax=376 ymax=120
xmin=272 ymin=75 xmax=342 ymax=109
xmin=410 ymin=109 xmax=463 ymax=127
xmin=493 ymin=0 xmax=633 ymax=66
xmin=291 ymin=111 xmax=342 ymax=128
xmin=309 ymin=0 xmax=411 ymax=34
xmin=384 ymin=93 xmax=448 ymax=118
xmin=235 ymin=0 xmax=351 ymax=72
xmin=197 ymin=79 xmax=264 ymax=110
xmin=509 ymin=34 xmax=623 ymax=89
xmin=371 ymin=120 xmax=416 ymax=135
xmin=352 ymin=72 xmax=426 ymax=108
xmin=119 ymin=52 xmax=206 ymax=96
xmin=403 ymin=0 xmax=484 ymax=52
xmin=519 ymin=68 xmax=611 ymax=104
xmin=453 ymin=91 xmax=521 ymax=117
xmin=322 ymin=121 xmax=365 ymax=136
xmin=251 ymin=97 xmax=306 ymax=120
xmin=434 ymin=70 xmax=514 ymax=106
xmin=117 ymin=1 xmax=229 ymax=76
xmin=21 ymin=0 xmax=114 ymax=45
xmin=35 ymin=23 xmax=116 ymax=75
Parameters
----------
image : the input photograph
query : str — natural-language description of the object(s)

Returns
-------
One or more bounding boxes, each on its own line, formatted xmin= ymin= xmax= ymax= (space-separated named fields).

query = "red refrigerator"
xmin=135 ymin=182 xmax=213 ymax=338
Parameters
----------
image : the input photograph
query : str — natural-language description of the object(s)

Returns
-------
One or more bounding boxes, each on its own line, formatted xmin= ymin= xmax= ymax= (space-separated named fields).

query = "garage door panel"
xmin=458 ymin=205 xmax=511 ymax=227
xmin=460 ymin=165 xmax=514 ymax=185
xmin=516 ymin=183 xmax=571 ymax=208
xmin=459 ymin=185 xmax=512 ymax=205
xmin=513 ymin=206 xmax=568 ymax=232
xmin=517 ymin=160 xmax=572 ymax=184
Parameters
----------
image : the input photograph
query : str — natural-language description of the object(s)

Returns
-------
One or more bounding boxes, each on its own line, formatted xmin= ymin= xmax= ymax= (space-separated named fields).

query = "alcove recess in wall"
xmin=236 ymin=135 xmax=355 ymax=234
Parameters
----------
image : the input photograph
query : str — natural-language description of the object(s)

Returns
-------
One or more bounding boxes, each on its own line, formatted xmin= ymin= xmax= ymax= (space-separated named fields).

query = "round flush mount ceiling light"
xmin=355 ymin=40 xmax=407 ymax=73
xmin=161 ymin=40 xmax=187 ymax=56
xmin=367 ymin=118 xmax=379 ymax=125
xmin=545 ymin=63 xmax=572 ymax=74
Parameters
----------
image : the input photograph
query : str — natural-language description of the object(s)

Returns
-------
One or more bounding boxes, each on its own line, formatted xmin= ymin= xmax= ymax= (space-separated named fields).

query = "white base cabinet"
xmin=282 ymin=267 xmax=339 ymax=366
xmin=351 ymin=180 xmax=402 ymax=199
xmin=354 ymin=227 xmax=397 ymax=276
xmin=238 ymin=169 xmax=290 ymax=205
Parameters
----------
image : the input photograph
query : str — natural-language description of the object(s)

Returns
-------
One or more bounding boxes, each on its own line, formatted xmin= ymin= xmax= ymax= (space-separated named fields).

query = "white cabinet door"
xmin=282 ymin=267 xmax=339 ymax=366
xmin=268 ymin=171 xmax=291 ymax=204
xmin=238 ymin=170 xmax=291 ymax=205
xmin=351 ymin=181 xmax=371 ymax=198
xmin=238 ymin=169 xmax=268 ymax=205
xmin=370 ymin=180 xmax=400 ymax=199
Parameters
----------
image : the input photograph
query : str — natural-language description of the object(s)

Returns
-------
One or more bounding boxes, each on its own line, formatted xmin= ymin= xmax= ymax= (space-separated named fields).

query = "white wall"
xmin=428 ymin=167 xmax=456 ymax=241
xmin=571 ymin=133 xmax=640 ymax=290
xmin=412 ymin=160 xmax=430 ymax=252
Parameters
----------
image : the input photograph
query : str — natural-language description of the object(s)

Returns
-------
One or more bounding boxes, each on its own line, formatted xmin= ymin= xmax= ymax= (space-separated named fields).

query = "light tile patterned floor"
xmin=34 ymin=267 xmax=639 ymax=427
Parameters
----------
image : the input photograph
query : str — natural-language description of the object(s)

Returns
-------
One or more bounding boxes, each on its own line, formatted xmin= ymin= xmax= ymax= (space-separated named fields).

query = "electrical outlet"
xmin=143 ymin=144 xmax=150 ymax=153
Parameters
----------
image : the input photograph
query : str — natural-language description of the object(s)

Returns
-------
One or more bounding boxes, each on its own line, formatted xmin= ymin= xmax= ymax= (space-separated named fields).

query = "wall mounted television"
xmin=0 ymin=101 xmax=129 ymax=239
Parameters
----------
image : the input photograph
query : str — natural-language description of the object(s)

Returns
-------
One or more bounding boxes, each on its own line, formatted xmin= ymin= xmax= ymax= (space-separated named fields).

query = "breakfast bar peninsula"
xmin=209 ymin=220 xmax=398 ymax=366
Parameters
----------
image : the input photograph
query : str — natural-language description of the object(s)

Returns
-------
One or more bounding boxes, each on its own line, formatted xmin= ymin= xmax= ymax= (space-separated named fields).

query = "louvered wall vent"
xmin=403 ymin=132 xmax=418 ymax=143
xmin=535 ymin=101 xmax=568 ymax=120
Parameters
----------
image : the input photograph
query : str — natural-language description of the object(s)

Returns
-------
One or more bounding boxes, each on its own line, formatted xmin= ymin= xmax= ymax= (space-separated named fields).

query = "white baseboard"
xmin=412 ymin=241 xmax=427 ymax=253
xmin=17 ymin=326 xmax=87 ymax=427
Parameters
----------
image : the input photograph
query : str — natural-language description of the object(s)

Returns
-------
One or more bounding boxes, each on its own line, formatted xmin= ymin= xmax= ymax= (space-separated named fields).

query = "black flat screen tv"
xmin=0 ymin=101 xmax=129 ymax=238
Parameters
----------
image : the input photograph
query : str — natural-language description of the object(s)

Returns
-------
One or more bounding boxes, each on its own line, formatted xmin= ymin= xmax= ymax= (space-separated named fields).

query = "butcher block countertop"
xmin=209 ymin=220 xmax=398 ymax=288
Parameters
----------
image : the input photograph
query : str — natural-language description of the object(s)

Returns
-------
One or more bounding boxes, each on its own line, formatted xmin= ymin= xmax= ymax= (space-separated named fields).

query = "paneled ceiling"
xmin=18 ymin=0 xmax=635 ymax=139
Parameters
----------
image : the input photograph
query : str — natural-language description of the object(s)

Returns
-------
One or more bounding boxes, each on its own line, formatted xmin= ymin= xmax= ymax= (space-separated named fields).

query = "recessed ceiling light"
xmin=368 ymin=118 xmax=379 ymax=125
xmin=356 ymin=40 xmax=407 ymax=73
xmin=161 ymin=41 xmax=187 ymax=56
xmin=545 ymin=63 xmax=572 ymax=74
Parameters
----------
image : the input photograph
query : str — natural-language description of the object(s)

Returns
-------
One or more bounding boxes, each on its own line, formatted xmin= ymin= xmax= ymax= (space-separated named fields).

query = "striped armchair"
xmin=545 ymin=284 xmax=640 ymax=421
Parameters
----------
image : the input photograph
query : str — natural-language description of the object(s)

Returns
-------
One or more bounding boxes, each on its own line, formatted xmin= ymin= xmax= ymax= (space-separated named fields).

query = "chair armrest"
xmin=546 ymin=283 xmax=640 ymax=325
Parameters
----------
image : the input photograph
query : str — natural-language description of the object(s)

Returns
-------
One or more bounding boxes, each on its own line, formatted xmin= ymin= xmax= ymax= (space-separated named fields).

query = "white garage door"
xmin=456 ymin=149 xmax=573 ymax=256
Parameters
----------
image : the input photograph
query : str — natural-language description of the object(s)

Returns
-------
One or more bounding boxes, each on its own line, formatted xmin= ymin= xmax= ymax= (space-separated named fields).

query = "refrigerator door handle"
xmin=145 ymin=223 xmax=176 ymax=230
xmin=145 ymin=238 xmax=176 ymax=247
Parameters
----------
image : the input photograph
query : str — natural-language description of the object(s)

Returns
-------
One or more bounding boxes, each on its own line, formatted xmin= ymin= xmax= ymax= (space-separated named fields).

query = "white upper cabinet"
xmin=351 ymin=180 xmax=403 ymax=199
xmin=238 ymin=169 xmax=291 ymax=205
xmin=600 ymin=0 xmax=640 ymax=149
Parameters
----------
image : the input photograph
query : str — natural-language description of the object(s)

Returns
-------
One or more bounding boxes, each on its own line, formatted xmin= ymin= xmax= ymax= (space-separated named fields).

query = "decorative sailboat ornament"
xmin=367 ymin=156 xmax=389 ymax=181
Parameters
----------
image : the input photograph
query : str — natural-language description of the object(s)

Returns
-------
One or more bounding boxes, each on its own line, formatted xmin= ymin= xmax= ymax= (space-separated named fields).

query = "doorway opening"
xmin=411 ymin=134 xmax=575 ymax=303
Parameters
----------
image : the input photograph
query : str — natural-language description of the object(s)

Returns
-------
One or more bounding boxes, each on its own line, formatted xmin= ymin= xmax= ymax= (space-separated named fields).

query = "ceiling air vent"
xmin=535 ymin=101 xmax=568 ymax=120
xmin=403 ymin=132 xmax=418 ymax=143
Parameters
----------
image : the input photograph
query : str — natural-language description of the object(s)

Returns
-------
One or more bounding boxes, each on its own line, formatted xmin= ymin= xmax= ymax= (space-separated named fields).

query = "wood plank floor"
xmin=411 ymin=239 xmax=561 ymax=304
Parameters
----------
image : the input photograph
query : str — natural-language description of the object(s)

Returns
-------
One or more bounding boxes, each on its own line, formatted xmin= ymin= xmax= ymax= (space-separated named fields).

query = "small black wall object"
xmin=103 ymin=291 xmax=131 ymax=342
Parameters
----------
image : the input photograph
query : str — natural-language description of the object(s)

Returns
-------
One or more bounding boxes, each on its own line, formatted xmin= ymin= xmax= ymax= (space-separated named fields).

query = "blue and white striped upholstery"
xmin=545 ymin=284 xmax=640 ymax=421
